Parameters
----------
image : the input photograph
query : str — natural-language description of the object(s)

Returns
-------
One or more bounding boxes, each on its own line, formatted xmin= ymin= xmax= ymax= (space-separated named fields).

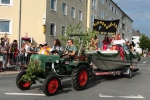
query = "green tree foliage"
xmin=139 ymin=34 xmax=150 ymax=50
xmin=59 ymin=23 xmax=98 ymax=53
xmin=19 ymin=60 xmax=44 ymax=83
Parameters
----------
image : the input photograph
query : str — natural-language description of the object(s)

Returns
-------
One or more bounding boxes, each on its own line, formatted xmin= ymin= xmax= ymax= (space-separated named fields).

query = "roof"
xmin=132 ymin=29 xmax=141 ymax=36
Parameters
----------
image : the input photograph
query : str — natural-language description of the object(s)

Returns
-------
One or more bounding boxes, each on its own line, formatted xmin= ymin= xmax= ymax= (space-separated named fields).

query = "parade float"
xmin=15 ymin=19 xmax=140 ymax=96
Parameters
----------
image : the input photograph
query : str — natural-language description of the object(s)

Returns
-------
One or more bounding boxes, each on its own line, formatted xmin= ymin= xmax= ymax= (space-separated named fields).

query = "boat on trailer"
xmin=85 ymin=49 xmax=140 ymax=77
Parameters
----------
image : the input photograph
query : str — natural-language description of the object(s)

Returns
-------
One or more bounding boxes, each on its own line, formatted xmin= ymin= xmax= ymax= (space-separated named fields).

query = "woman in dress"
xmin=89 ymin=35 xmax=99 ymax=50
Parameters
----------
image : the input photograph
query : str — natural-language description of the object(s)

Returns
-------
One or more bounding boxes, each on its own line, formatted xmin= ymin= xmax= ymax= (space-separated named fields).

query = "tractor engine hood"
xmin=30 ymin=54 xmax=60 ymax=62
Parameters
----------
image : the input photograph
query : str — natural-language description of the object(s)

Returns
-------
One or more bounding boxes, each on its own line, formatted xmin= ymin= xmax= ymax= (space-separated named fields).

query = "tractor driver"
xmin=62 ymin=39 xmax=77 ymax=59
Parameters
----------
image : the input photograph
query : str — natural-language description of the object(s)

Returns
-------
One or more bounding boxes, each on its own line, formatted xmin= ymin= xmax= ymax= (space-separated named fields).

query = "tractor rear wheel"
xmin=71 ymin=65 xmax=89 ymax=90
xmin=43 ymin=74 xmax=61 ymax=96
xmin=16 ymin=71 xmax=32 ymax=90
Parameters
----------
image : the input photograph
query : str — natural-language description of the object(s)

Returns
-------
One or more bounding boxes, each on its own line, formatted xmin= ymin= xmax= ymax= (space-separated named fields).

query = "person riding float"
xmin=62 ymin=39 xmax=77 ymax=59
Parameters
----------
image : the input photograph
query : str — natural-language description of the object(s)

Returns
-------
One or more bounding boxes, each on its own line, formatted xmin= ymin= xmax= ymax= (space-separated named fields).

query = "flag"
xmin=93 ymin=19 xmax=120 ymax=35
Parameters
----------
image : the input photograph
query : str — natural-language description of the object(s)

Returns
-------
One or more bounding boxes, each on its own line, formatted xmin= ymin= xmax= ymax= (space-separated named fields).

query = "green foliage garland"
xmin=19 ymin=60 xmax=44 ymax=83
xmin=129 ymin=51 xmax=139 ymax=59
xmin=59 ymin=22 xmax=98 ymax=52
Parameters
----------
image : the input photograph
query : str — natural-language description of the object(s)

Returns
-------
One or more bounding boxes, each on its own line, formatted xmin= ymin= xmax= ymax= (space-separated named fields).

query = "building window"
xmin=122 ymin=23 xmax=125 ymax=30
xmin=79 ymin=10 xmax=82 ymax=21
xmin=0 ymin=20 xmax=11 ymax=34
xmin=91 ymin=15 xmax=95 ymax=26
xmin=62 ymin=2 xmax=67 ymax=15
xmin=0 ymin=0 xmax=12 ymax=6
xmin=99 ymin=10 xmax=104 ymax=19
xmin=51 ymin=0 xmax=57 ymax=11
xmin=120 ymin=23 xmax=122 ymax=28
xmin=112 ymin=6 xmax=113 ymax=11
xmin=71 ymin=7 xmax=75 ymax=18
xmin=122 ymin=33 xmax=124 ymax=39
xmin=115 ymin=9 xmax=116 ymax=14
xmin=116 ymin=9 xmax=118 ymax=15
xmin=100 ymin=0 xmax=104 ymax=4
xmin=108 ymin=3 xmax=111 ymax=10
xmin=62 ymin=26 xmax=66 ymax=37
xmin=108 ymin=16 xmax=111 ymax=20
xmin=92 ymin=0 xmax=96 ymax=10
xmin=50 ymin=23 xmax=56 ymax=36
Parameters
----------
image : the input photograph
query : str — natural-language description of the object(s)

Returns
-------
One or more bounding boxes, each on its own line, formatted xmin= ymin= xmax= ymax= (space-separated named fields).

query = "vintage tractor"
xmin=16 ymin=54 xmax=90 ymax=96
xmin=16 ymin=35 xmax=91 ymax=96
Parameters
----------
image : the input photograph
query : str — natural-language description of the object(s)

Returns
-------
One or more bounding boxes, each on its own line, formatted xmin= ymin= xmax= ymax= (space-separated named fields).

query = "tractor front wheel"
xmin=16 ymin=71 xmax=32 ymax=90
xmin=71 ymin=65 xmax=89 ymax=90
xmin=43 ymin=74 xmax=61 ymax=96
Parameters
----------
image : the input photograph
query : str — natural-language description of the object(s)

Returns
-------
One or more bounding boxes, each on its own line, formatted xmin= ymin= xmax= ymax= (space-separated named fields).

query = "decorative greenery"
xmin=19 ymin=60 xmax=44 ymax=83
xmin=124 ymin=52 xmax=130 ymax=61
xmin=138 ymin=34 xmax=150 ymax=51
xmin=59 ymin=22 xmax=98 ymax=55
xmin=129 ymin=51 xmax=139 ymax=59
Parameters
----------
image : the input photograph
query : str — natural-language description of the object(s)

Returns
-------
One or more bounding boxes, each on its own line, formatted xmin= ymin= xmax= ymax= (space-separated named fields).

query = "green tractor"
xmin=16 ymin=37 xmax=91 ymax=96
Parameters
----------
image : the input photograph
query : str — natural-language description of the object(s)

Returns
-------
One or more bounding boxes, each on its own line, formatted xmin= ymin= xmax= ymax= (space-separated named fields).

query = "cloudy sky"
xmin=113 ymin=0 xmax=150 ymax=37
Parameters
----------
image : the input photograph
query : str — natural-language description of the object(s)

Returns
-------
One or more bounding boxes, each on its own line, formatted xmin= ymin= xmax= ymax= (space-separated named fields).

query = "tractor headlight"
xmin=56 ymin=60 xmax=59 ymax=63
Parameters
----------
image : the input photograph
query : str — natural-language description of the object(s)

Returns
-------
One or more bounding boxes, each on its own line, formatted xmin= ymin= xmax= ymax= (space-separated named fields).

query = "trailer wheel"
xmin=71 ymin=65 xmax=89 ymax=90
xmin=43 ymin=74 xmax=61 ymax=96
xmin=16 ymin=71 xmax=32 ymax=90
xmin=127 ymin=68 xmax=132 ymax=78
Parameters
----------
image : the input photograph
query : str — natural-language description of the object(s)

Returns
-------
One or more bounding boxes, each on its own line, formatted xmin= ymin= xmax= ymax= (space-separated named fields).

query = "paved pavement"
xmin=0 ymin=70 xmax=20 ymax=75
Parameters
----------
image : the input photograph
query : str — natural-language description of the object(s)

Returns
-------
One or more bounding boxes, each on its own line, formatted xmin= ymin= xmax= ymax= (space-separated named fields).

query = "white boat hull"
xmin=85 ymin=50 xmax=140 ymax=71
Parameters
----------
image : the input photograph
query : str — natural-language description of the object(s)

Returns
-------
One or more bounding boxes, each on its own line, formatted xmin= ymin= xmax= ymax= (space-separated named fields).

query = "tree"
xmin=139 ymin=34 xmax=150 ymax=50
xmin=59 ymin=23 xmax=98 ymax=55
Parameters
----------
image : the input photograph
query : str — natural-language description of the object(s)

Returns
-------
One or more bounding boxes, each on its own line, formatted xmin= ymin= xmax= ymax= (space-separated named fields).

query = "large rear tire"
xmin=43 ymin=74 xmax=61 ymax=96
xmin=71 ymin=65 xmax=89 ymax=90
xmin=16 ymin=71 xmax=32 ymax=90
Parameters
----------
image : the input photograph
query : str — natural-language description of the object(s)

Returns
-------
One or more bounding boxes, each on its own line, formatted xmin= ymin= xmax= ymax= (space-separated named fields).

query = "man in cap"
xmin=39 ymin=42 xmax=51 ymax=55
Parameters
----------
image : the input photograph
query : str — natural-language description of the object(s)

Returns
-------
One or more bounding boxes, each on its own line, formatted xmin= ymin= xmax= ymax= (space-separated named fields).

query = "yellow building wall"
xmin=0 ymin=0 xmax=46 ymax=45
xmin=21 ymin=0 xmax=46 ymax=45
xmin=0 ymin=0 xmax=20 ymax=43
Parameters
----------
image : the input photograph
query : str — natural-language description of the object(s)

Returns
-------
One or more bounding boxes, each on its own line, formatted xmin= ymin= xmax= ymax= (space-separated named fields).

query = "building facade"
xmin=86 ymin=0 xmax=133 ymax=41
xmin=0 ymin=0 xmax=46 ymax=48
xmin=0 ymin=0 xmax=133 ymax=48
xmin=132 ymin=29 xmax=142 ymax=54
xmin=46 ymin=0 xmax=87 ymax=46
xmin=0 ymin=0 xmax=20 ymax=43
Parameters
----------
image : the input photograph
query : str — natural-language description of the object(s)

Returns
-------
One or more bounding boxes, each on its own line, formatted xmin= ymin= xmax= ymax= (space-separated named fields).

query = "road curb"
xmin=0 ymin=71 xmax=20 ymax=75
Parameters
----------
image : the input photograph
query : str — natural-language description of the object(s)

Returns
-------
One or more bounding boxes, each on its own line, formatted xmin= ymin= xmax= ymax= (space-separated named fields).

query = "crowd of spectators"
xmin=0 ymin=34 xmax=78 ymax=72
xmin=0 ymin=33 xmax=137 ymax=72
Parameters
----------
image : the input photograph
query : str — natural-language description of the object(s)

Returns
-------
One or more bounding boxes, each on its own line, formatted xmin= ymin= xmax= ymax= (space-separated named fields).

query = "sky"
xmin=113 ymin=0 xmax=150 ymax=37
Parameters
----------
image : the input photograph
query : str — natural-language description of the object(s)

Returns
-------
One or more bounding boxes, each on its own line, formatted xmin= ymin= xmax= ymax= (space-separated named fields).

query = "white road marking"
xmin=143 ymin=61 xmax=146 ymax=63
xmin=5 ymin=93 xmax=45 ymax=96
xmin=99 ymin=94 xmax=145 ymax=99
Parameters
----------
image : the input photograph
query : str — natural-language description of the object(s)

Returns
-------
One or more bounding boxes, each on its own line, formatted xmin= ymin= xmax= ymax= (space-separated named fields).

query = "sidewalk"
xmin=0 ymin=70 xmax=20 ymax=75
xmin=0 ymin=66 xmax=22 ymax=75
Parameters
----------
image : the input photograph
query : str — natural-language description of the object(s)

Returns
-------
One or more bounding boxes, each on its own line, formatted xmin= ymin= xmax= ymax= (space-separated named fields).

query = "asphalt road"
xmin=0 ymin=57 xmax=150 ymax=100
